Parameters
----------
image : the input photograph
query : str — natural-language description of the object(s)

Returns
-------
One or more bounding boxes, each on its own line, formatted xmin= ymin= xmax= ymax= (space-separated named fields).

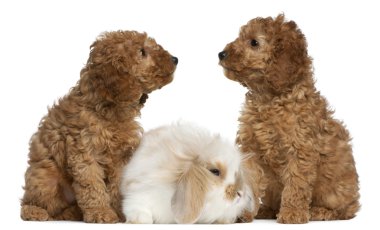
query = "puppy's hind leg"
xmin=21 ymin=205 xmax=50 ymax=221
xmin=311 ymin=143 xmax=360 ymax=221
xmin=310 ymin=200 xmax=360 ymax=221
xmin=339 ymin=200 xmax=360 ymax=220
xmin=21 ymin=161 xmax=70 ymax=221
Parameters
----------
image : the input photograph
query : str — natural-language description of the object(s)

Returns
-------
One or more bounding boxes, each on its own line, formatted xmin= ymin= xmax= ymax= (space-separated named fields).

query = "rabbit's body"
xmin=121 ymin=122 xmax=253 ymax=224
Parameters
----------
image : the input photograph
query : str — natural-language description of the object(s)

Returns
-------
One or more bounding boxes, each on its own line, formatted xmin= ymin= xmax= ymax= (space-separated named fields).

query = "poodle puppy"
xmin=21 ymin=31 xmax=178 ymax=223
xmin=219 ymin=14 xmax=359 ymax=224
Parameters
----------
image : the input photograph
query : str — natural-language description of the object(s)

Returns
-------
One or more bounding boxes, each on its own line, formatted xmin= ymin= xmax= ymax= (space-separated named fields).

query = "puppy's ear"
xmin=171 ymin=164 xmax=208 ymax=224
xmin=88 ymin=39 xmax=112 ymax=65
xmin=265 ymin=16 xmax=310 ymax=91
xmin=80 ymin=36 xmax=141 ymax=103
xmin=87 ymin=34 xmax=131 ymax=73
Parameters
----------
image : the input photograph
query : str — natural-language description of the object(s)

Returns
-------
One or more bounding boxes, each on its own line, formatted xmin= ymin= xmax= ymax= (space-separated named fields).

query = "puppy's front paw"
xmin=126 ymin=210 xmax=153 ymax=224
xmin=83 ymin=207 xmax=119 ymax=223
xmin=277 ymin=207 xmax=310 ymax=224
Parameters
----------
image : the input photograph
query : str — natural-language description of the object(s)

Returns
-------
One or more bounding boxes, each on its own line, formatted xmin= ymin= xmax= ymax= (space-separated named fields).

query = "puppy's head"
xmin=219 ymin=14 xmax=311 ymax=94
xmin=81 ymin=31 xmax=177 ymax=104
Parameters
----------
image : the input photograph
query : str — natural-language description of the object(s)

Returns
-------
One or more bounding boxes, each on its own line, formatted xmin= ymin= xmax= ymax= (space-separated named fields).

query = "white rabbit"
xmin=121 ymin=122 xmax=255 ymax=224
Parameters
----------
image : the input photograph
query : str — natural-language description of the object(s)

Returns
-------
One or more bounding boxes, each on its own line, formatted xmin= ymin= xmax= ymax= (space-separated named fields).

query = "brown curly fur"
xmin=237 ymin=158 xmax=267 ymax=223
xmin=20 ymin=31 xmax=177 ymax=223
xmin=219 ymin=14 xmax=360 ymax=224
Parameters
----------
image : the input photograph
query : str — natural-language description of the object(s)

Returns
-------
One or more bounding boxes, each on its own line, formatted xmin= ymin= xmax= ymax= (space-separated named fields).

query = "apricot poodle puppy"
xmin=219 ymin=14 xmax=359 ymax=224
xmin=21 ymin=31 xmax=178 ymax=223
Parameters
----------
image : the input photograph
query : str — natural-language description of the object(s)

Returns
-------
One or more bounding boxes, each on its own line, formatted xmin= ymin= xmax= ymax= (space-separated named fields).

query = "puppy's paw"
xmin=83 ymin=207 xmax=119 ymax=223
xmin=126 ymin=210 xmax=153 ymax=224
xmin=55 ymin=205 xmax=82 ymax=221
xmin=21 ymin=205 xmax=50 ymax=221
xmin=310 ymin=206 xmax=339 ymax=221
xmin=277 ymin=207 xmax=310 ymax=224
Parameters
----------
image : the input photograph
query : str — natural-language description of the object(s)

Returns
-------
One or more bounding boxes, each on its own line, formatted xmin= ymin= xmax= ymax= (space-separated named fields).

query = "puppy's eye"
xmin=250 ymin=39 xmax=259 ymax=47
xmin=209 ymin=169 xmax=220 ymax=176
xmin=140 ymin=48 xmax=146 ymax=57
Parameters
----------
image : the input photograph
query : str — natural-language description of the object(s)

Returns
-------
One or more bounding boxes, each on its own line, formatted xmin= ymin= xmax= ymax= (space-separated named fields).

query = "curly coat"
xmin=21 ymin=31 xmax=177 ymax=223
xmin=219 ymin=14 xmax=359 ymax=224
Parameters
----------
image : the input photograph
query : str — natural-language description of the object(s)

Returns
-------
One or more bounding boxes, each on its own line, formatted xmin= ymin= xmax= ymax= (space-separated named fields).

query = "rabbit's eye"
xmin=209 ymin=169 xmax=220 ymax=176
xmin=140 ymin=48 xmax=146 ymax=57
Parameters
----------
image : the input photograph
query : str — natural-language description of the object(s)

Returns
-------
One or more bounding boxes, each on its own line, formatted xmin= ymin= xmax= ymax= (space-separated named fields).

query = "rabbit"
xmin=121 ymin=122 xmax=255 ymax=224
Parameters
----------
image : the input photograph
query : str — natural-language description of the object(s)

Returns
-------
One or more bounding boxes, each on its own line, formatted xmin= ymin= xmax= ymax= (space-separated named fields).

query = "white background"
xmin=1 ymin=0 xmax=379 ymax=229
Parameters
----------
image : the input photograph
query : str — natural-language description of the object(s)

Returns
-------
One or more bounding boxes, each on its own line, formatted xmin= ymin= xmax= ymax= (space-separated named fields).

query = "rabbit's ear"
xmin=171 ymin=164 xmax=208 ymax=224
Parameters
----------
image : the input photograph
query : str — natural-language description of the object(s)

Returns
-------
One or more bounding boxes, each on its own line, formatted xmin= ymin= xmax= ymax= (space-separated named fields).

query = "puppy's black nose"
xmin=218 ymin=51 xmax=227 ymax=60
xmin=171 ymin=56 xmax=178 ymax=65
